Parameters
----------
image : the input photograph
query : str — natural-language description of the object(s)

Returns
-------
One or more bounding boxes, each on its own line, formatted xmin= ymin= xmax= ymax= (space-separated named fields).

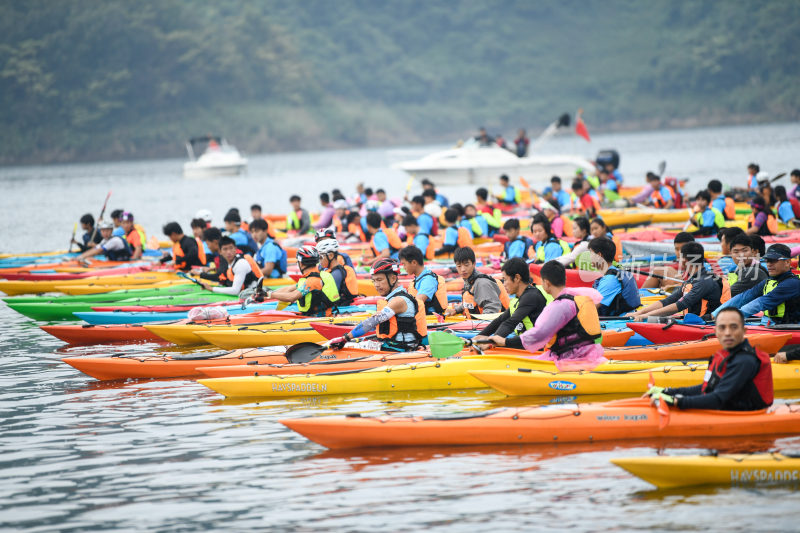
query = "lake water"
xmin=2 ymin=123 xmax=800 ymax=531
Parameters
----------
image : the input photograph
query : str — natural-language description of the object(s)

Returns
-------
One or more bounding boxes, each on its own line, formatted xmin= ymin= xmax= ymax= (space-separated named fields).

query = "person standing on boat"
xmin=475 ymin=127 xmax=493 ymax=146
xmin=587 ymin=237 xmax=640 ymax=316
xmin=645 ymin=308 xmax=773 ymax=410
xmin=485 ymin=261 xmax=606 ymax=370
xmin=473 ymin=258 xmax=551 ymax=347
xmin=443 ymin=247 xmax=509 ymax=317
xmin=712 ymin=243 xmax=800 ymax=324
xmin=329 ymin=258 xmax=427 ymax=352
xmin=286 ymin=195 xmax=311 ymax=235
xmin=513 ymin=129 xmax=529 ymax=157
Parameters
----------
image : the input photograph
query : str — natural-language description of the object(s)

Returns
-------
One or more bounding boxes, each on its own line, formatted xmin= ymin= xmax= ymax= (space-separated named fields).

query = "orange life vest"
xmin=456 ymin=227 xmax=473 ymax=248
xmin=376 ymin=289 xmax=428 ymax=349
xmin=173 ymin=236 xmax=207 ymax=270
xmin=650 ymin=185 xmax=677 ymax=209
xmin=330 ymin=263 xmax=359 ymax=305
xmin=544 ymin=294 xmax=602 ymax=356
xmin=407 ymin=270 xmax=448 ymax=314
xmin=220 ymin=254 xmax=262 ymax=288
xmin=461 ymin=273 xmax=510 ymax=318
xmin=407 ymin=234 xmax=435 ymax=260
xmin=370 ymin=228 xmax=403 ymax=256
xmin=747 ymin=212 xmax=778 ymax=235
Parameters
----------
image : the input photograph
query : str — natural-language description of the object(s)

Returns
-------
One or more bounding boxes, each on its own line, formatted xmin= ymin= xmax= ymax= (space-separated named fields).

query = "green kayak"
xmin=5 ymin=292 xmax=237 ymax=321
xmin=2 ymin=284 xmax=206 ymax=305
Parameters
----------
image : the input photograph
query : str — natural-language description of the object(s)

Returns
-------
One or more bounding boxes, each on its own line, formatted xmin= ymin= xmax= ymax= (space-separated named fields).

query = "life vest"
xmin=650 ymin=184 xmax=677 ymax=209
xmin=104 ymin=236 xmax=132 ymax=261
xmin=297 ymin=269 xmax=340 ymax=317
xmin=467 ymin=217 xmax=484 ymax=237
xmin=331 ymin=216 xmax=344 ymax=234
xmin=286 ymin=210 xmax=302 ymax=231
xmin=407 ymin=270 xmax=448 ymax=314
xmin=545 ymin=294 xmax=602 ymax=356
xmin=789 ymin=197 xmax=800 ymax=219
xmin=762 ymin=272 xmax=800 ymax=324
xmin=663 ymin=178 xmax=684 ymax=208
xmin=747 ymin=211 xmax=778 ymax=235
xmin=479 ymin=209 xmax=502 ymax=234
xmin=376 ymin=288 xmax=428 ymax=349
xmin=723 ymin=197 xmax=736 ymax=220
xmin=534 ymin=237 xmax=571 ymax=263
xmin=693 ymin=207 xmax=725 ymax=230
xmin=370 ymin=228 xmax=403 ymax=256
xmin=260 ymin=240 xmax=287 ymax=276
xmin=462 ymin=273 xmax=510 ymax=317
xmin=456 ymin=226 xmax=474 ymax=248
xmin=407 ymin=234 xmax=435 ymax=260
xmin=508 ymin=285 xmax=552 ymax=334
xmin=220 ymin=254 xmax=262 ymax=289
xmin=598 ymin=267 xmax=640 ymax=315
xmin=172 ymin=236 xmax=206 ymax=270
xmin=417 ymin=212 xmax=438 ymax=237
xmin=125 ymin=226 xmax=147 ymax=252
xmin=680 ymin=273 xmax=723 ymax=316
xmin=701 ymin=342 xmax=773 ymax=408
xmin=330 ymin=263 xmax=358 ymax=305
xmin=503 ymin=236 xmax=534 ymax=259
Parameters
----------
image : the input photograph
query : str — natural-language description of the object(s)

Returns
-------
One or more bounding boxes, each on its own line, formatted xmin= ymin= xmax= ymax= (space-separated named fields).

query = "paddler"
xmin=315 ymin=238 xmax=358 ymax=306
xmin=315 ymin=228 xmax=355 ymax=268
xmin=119 ymin=212 xmax=145 ymax=260
xmin=73 ymin=213 xmax=102 ymax=252
xmin=712 ymin=243 xmax=800 ymax=324
xmin=570 ymin=178 xmax=599 ymax=218
xmin=688 ymin=190 xmax=724 ymax=237
xmin=250 ymin=219 xmax=287 ymax=278
xmin=708 ymin=179 xmax=736 ymax=220
xmin=746 ymin=195 xmax=778 ymax=236
xmin=434 ymin=208 xmax=473 ymax=256
xmin=200 ymin=236 xmax=261 ymax=295
xmin=472 ymin=258 xmax=550 ymax=347
xmin=646 ymin=172 xmax=676 ymax=209
xmin=587 ymin=237 xmax=641 ymax=316
xmin=421 ymin=178 xmax=449 ymax=208
xmin=362 ymin=212 xmax=402 ymax=265
xmin=485 ymin=260 xmax=607 ymax=369
xmin=627 ymin=241 xmax=722 ymax=320
xmin=328 ymin=258 xmax=427 ymax=352
xmin=286 ymin=195 xmax=311 ymax=235
xmin=542 ymin=176 xmax=572 ymax=211
xmin=161 ymin=222 xmax=205 ymax=271
xmin=725 ymin=234 xmax=768 ymax=297
xmin=261 ymin=245 xmax=340 ymax=317
xmin=531 ymin=214 xmax=570 ymax=263
xmin=77 ymin=221 xmax=131 ymax=262
xmin=398 ymin=245 xmax=448 ymax=315
xmin=190 ymin=218 xmax=213 ymax=261
xmin=443 ymin=247 xmax=509 ymax=317
xmin=716 ymin=227 xmax=745 ymax=274
xmin=198 ymin=227 xmax=225 ymax=283
xmin=402 ymin=215 xmax=435 ymax=260
xmin=223 ymin=211 xmax=259 ymax=254
xmin=556 ymin=216 xmax=592 ymax=268
xmin=640 ymin=231 xmax=696 ymax=289
xmin=494 ymin=174 xmax=520 ymax=205
xmin=645 ymin=308 xmax=773 ymax=410
xmin=502 ymin=218 xmax=534 ymax=260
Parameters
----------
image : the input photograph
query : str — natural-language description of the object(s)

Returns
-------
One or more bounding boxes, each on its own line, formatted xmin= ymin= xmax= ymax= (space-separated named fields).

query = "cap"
xmin=763 ymin=244 xmax=791 ymax=261
xmin=333 ymin=199 xmax=348 ymax=210
xmin=121 ymin=211 xmax=134 ymax=222
xmin=195 ymin=209 xmax=213 ymax=223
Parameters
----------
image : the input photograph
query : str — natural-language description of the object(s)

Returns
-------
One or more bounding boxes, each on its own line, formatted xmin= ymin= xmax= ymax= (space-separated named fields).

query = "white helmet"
xmin=315 ymin=239 xmax=339 ymax=255
xmin=195 ymin=209 xmax=213 ymax=223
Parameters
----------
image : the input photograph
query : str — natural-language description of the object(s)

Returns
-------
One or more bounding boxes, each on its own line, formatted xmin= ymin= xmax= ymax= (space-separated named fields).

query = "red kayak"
xmin=529 ymin=263 xmax=648 ymax=289
xmin=41 ymin=324 xmax=164 ymax=344
xmin=627 ymin=321 xmax=800 ymax=346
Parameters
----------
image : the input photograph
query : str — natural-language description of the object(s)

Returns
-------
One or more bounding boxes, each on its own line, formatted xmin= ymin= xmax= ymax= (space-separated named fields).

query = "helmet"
xmin=296 ymin=245 xmax=320 ymax=266
xmin=195 ymin=209 xmax=213 ymax=223
xmin=315 ymin=239 xmax=339 ymax=255
xmin=371 ymin=258 xmax=400 ymax=276
xmin=314 ymin=228 xmax=336 ymax=242
xmin=333 ymin=199 xmax=349 ymax=210
xmin=366 ymin=200 xmax=380 ymax=211
xmin=98 ymin=221 xmax=114 ymax=230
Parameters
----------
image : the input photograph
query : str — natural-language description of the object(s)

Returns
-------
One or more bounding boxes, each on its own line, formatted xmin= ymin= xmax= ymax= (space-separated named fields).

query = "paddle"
xmin=648 ymin=371 xmax=671 ymax=429
xmin=657 ymin=160 xmax=666 ymax=178
xmin=429 ymin=330 xmax=483 ymax=359
xmin=68 ymin=222 xmax=78 ymax=253
xmin=87 ymin=190 xmax=112 ymax=246
xmin=771 ymin=172 xmax=787 ymax=184
xmin=176 ymin=271 xmax=205 ymax=287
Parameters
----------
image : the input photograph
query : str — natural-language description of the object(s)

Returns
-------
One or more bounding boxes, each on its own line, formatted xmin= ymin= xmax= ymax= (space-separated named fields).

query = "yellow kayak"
xmin=469 ymin=361 xmax=800 ymax=396
xmin=145 ymin=314 xmax=372 ymax=346
xmin=55 ymin=279 xmax=190 ymax=295
xmin=197 ymin=355 xmax=698 ymax=398
xmin=595 ymin=211 xmax=652 ymax=228
xmin=611 ymin=453 xmax=800 ymax=489
xmin=0 ymin=272 xmax=181 ymax=296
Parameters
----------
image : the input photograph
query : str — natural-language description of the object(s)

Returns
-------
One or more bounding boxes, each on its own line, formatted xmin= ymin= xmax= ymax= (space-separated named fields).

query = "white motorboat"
xmin=394 ymin=139 xmax=595 ymax=186
xmin=183 ymin=136 xmax=248 ymax=178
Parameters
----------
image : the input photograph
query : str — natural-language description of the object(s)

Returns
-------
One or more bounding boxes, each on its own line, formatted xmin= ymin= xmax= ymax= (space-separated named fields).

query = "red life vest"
xmin=701 ymin=343 xmax=773 ymax=406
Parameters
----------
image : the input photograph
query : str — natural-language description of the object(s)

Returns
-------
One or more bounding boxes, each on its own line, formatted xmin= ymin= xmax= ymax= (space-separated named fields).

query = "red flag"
xmin=575 ymin=109 xmax=591 ymax=142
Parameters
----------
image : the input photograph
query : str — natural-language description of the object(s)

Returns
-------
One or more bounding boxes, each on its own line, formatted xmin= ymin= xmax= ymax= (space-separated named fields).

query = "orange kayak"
xmin=604 ymin=334 xmax=789 ymax=361
xmin=280 ymin=398 xmax=800 ymax=449
xmin=61 ymin=347 xmax=385 ymax=381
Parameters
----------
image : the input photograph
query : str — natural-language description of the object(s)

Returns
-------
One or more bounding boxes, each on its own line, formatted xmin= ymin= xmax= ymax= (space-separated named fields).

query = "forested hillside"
xmin=1 ymin=0 xmax=798 ymax=164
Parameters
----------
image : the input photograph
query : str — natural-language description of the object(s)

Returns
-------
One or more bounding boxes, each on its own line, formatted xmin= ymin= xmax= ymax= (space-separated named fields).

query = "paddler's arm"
xmin=77 ymin=245 xmax=103 ymax=261
xmin=343 ymin=297 xmax=407 ymax=341
xmin=489 ymin=298 xmax=575 ymax=351
xmin=664 ymin=355 xmax=760 ymax=409
xmin=627 ymin=287 xmax=682 ymax=318
xmin=211 ymin=260 xmax=250 ymax=295
xmin=265 ymin=283 xmax=303 ymax=303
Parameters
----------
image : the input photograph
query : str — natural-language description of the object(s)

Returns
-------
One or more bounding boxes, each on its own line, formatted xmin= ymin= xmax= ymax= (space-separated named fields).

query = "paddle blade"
xmin=284 ymin=342 xmax=325 ymax=364
xmin=428 ymin=331 xmax=465 ymax=359
xmin=683 ymin=313 xmax=705 ymax=325
xmin=519 ymin=177 xmax=531 ymax=190
xmin=657 ymin=161 xmax=666 ymax=177
xmin=657 ymin=399 xmax=671 ymax=430
xmin=648 ymin=371 xmax=655 ymax=389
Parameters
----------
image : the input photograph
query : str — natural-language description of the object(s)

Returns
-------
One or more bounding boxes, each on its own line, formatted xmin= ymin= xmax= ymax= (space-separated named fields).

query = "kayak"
xmin=528 ymin=263 xmax=648 ymax=289
xmin=0 ymin=272 xmax=181 ymax=295
xmin=41 ymin=324 xmax=166 ymax=345
xmin=0 ymin=265 xmax=153 ymax=281
xmin=611 ymin=453 xmax=800 ymax=489
xmin=603 ymin=334 xmax=789 ymax=361
xmin=469 ymin=361 xmax=800 ymax=396
xmin=62 ymin=346 xmax=385 ymax=381
xmin=195 ymin=327 xmax=327 ymax=348
xmin=279 ymin=398 xmax=800 ymax=449
xmin=72 ymin=301 xmax=281 ymax=324
xmin=197 ymin=334 xmax=790 ymax=398
xmin=2 ymin=283 xmax=206 ymax=304
xmin=627 ymin=322 xmax=800 ymax=346
xmin=5 ymin=293 xmax=237 ymax=321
